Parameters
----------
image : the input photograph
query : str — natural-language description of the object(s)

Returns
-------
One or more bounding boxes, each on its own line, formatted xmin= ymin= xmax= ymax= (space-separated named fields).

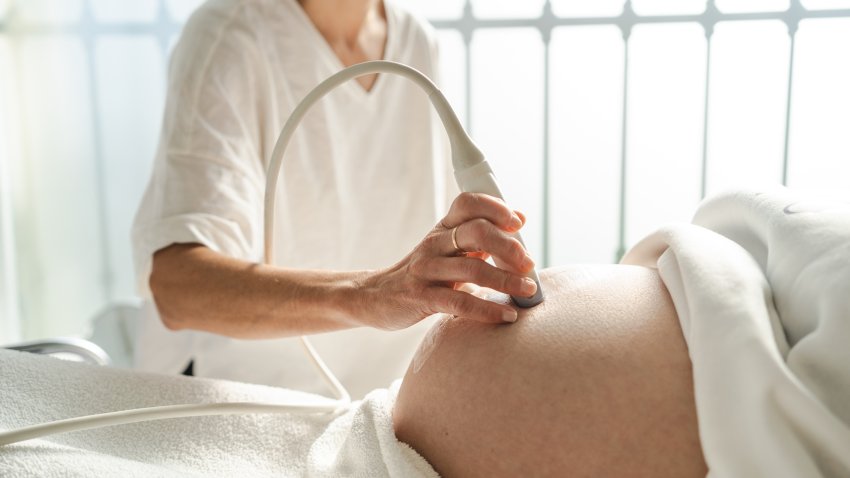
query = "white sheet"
xmin=622 ymin=187 xmax=850 ymax=477
xmin=4 ymin=186 xmax=849 ymax=476
xmin=0 ymin=349 xmax=437 ymax=477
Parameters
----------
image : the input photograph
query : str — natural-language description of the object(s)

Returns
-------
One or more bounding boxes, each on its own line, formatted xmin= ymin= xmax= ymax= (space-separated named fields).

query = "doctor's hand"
xmin=359 ymin=192 xmax=537 ymax=329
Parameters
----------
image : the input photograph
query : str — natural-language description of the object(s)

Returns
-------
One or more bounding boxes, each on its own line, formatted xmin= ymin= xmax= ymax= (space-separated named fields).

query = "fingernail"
xmin=520 ymin=278 xmax=537 ymax=296
xmin=502 ymin=309 xmax=518 ymax=323
xmin=509 ymin=215 xmax=523 ymax=231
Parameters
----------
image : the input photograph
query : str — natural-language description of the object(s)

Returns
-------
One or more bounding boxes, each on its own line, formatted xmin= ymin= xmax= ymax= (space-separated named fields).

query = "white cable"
xmin=0 ymin=401 xmax=339 ymax=447
xmin=264 ymin=61 xmax=486 ymax=412
xmin=0 ymin=60 xmax=471 ymax=447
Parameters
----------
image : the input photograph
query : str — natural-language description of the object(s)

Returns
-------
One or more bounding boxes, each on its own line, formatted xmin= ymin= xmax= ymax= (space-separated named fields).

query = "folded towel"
xmin=0 ymin=349 xmax=437 ymax=477
xmin=622 ymin=187 xmax=850 ymax=477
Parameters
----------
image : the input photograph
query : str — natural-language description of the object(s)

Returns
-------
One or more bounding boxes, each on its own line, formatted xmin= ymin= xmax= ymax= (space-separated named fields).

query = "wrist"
xmin=335 ymin=269 xmax=378 ymax=328
xmin=267 ymin=268 xmax=374 ymax=334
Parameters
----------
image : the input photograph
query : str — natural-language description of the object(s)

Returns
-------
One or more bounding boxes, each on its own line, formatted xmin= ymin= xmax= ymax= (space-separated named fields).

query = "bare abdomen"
xmin=393 ymin=265 xmax=707 ymax=478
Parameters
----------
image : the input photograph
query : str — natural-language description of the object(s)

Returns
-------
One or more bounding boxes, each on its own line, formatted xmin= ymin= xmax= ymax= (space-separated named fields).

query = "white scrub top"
xmin=132 ymin=0 xmax=456 ymax=398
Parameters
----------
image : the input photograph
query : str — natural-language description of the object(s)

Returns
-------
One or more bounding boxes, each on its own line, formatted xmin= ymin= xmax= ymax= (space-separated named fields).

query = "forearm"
xmin=148 ymin=193 xmax=541 ymax=338
xmin=150 ymin=243 xmax=368 ymax=339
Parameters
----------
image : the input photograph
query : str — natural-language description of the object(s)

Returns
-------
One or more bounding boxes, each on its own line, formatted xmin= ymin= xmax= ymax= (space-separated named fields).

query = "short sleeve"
xmin=132 ymin=5 xmax=270 ymax=297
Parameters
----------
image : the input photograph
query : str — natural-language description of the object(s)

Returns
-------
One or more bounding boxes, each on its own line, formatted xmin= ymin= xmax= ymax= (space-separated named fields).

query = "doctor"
xmin=132 ymin=0 xmax=536 ymax=397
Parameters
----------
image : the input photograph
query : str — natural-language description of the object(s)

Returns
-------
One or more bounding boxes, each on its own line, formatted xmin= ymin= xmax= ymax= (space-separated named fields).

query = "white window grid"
xmin=0 ymin=0 xmax=848 ymax=339
xmin=427 ymin=0 xmax=850 ymax=263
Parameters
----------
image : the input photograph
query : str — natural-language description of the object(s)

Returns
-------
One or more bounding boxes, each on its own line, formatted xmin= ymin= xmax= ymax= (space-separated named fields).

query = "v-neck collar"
xmin=289 ymin=0 xmax=396 ymax=99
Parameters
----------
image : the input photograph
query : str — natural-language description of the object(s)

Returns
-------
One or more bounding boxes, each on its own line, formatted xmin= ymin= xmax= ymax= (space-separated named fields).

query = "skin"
xmin=152 ymin=194 xmax=537 ymax=338
xmin=393 ymin=265 xmax=708 ymax=478
xmin=299 ymin=0 xmax=387 ymax=91
xmin=150 ymin=0 xmax=539 ymax=337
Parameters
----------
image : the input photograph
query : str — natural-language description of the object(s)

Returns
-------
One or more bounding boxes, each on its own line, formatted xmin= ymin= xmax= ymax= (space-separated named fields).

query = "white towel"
xmin=5 ymin=186 xmax=849 ymax=477
xmin=0 ymin=349 xmax=437 ymax=477
xmin=622 ymin=187 xmax=850 ymax=477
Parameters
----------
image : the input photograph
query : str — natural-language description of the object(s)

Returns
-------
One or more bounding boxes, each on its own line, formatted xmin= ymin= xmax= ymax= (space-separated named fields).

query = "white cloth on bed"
xmin=0 ymin=349 xmax=437 ymax=477
xmin=622 ymin=187 xmax=850 ymax=477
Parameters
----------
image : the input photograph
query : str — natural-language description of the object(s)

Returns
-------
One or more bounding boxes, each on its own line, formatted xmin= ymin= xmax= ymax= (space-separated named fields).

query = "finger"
xmin=454 ymin=219 xmax=534 ymax=273
xmin=427 ymin=287 xmax=518 ymax=324
xmin=425 ymin=257 xmax=537 ymax=298
xmin=514 ymin=210 xmax=526 ymax=226
xmin=465 ymin=251 xmax=490 ymax=261
xmin=441 ymin=192 xmax=523 ymax=232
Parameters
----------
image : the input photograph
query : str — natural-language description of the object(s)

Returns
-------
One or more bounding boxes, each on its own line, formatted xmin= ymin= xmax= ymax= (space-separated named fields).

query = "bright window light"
xmin=471 ymin=0 xmax=546 ymax=19
xmin=166 ymin=0 xmax=206 ymax=22
xmin=2 ymin=0 xmax=850 ymax=341
xmin=715 ymin=0 xmax=790 ymax=13
xmin=551 ymin=0 xmax=626 ymax=18
xmin=16 ymin=0 xmax=82 ymax=25
xmin=802 ymin=0 xmax=850 ymax=9
xmin=631 ymin=0 xmax=707 ymax=16
xmin=549 ymin=26 xmax=625 ymax=264
xmin=471 ymin=28 xmax=545 ymax=260
xmin=389 ymin=0 xmax=465 ymax=20
xmin=90 ymin=0 xmax=158 ymax=23
xmin=625 ymin=23 xmax=706 ymax=246
xmin=435 ymin=30 xmax=467 ymax=125
xmin=95 ymin=36 xmax=165 ymax=299
xmin=787 ymin=18 xmax=850 ymax=189
xmin=16 ymin=36 xmax=105 ymax=338
xmin=706 ymin=21 xmax=790 ymax=194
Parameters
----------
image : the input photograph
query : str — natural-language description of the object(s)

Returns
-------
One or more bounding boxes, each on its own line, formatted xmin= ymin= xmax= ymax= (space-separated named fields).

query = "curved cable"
xmin=0 ymin=61 xmax=481 ymax=447
xmin=0 ymin=401 xmax=339 ymax=447
xmin=263 ymin=61 xmax=488 ymax=412
xmin=263 ymin=60 xmax=483 ymax=265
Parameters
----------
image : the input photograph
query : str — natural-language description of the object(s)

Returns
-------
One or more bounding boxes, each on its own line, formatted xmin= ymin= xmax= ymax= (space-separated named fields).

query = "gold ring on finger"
xmin=451 ymin=226 xmax=465 ymax=255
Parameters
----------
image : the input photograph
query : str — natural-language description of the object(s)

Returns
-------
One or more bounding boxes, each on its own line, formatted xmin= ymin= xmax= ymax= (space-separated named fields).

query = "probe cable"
xmin=0 ymin=61 xmax=471 ymax=447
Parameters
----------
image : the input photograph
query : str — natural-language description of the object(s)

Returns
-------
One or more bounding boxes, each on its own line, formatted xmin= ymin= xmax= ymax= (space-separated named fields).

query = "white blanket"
xmin=0 ymin=350 xmax=437 ymax=477
xmin=622 ymin=187 xmax=850 ymax=477
xmin=3 ymin=186 xmax=849 ymax=477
